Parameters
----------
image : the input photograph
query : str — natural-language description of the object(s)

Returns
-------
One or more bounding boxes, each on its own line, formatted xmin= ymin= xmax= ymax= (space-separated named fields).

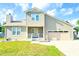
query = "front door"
xmin=31 ymin=28 xmax=39 ymax=41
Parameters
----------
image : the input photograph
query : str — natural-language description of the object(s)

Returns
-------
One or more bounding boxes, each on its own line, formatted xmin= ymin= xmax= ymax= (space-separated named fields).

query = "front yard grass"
xmin=0 ymin=37 xmax=5 ymax=40
xmin=0 ymin=41 xmax=64 ymax=56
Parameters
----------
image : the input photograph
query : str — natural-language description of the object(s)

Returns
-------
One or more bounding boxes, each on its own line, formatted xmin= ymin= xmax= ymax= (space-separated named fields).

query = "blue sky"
xmin=0 ymin=3 xmax=79 ymax=26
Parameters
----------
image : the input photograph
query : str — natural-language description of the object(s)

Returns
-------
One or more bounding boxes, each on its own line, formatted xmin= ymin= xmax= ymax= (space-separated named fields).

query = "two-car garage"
xmin=48 ymin=31 xmax=70 ymax=41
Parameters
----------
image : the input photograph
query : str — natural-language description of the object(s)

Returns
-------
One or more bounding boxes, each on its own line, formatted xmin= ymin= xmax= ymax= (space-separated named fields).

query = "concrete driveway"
xmin=32 ymin=40 xmax=79 ymax=56
xmin=51 ymin=40 xmax=79 ymax=56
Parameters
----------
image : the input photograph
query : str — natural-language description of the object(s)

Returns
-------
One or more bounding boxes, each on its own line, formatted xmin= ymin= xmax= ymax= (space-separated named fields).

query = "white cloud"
xmin=13 ymin=14 xmax=17 ymax=21
xmin=65 ymin=8 xmax=73 ymax=15
xmin=75 ymin=6 xmax=79 ymax=12
xmin=15 ymin=3 xmax=29 ymax=11
xmin=2 ymin=8 xmax=15 ymax=15
xmin=5 ymin=9 xmax=17 ymax=21
xmin=5 ymin=9 xmax=14 ymax=15
xmin=0 ymin=11 xmax=6 ymax=24
xmin=0 ymin=8 xmax=17 ymax=24
xmin=47 ymin=9 xmax=56 ymax=16
xmin=38 ymin=3 xmax=63 ymax=10
xmin=60 ymin=8 xmax=66 ymax=12
xmin=15 ymin=3 xmax=49 ymax=11
xmin=56 ymin=3 xmax=63 ymax=8
xmin=32 ymin=3 xmax=49 ymax=9
xmin=60 ymin=8 xmax=73 ymax=15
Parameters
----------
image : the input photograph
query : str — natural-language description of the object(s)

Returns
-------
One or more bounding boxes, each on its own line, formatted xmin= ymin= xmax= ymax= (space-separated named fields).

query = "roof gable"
xmin=25 ymin=7 xmax=44 ymax=13
xmin=25 ymin=7 xmax=73 ymax=27
xmin=45 ymin=13 xmax=73 ymax=27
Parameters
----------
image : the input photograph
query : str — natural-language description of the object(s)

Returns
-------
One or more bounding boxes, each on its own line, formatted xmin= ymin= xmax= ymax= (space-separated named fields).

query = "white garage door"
xmin=48 ymin=31 xmax=69 ymax=41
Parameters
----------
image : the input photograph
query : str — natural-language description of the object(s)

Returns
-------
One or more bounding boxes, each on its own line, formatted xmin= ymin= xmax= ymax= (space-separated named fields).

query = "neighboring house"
xmin=4 ymin=7 xmax=73 ymax=41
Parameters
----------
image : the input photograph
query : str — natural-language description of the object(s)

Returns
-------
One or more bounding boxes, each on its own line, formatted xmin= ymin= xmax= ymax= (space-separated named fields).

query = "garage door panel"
xmin=60 ymin=32 xmax=70 ymax=40
xmin=48 ymin=31 xmax=70 ymax=41
xmin=49 ymin=32 xmax=58 ymax=38
xmin=48 ymin=32 xmax=60 ymax=40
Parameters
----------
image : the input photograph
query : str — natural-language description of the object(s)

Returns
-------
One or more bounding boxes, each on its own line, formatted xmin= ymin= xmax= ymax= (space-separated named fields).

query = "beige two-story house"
xmin=4 ymin=8 xmax=74 ymax=41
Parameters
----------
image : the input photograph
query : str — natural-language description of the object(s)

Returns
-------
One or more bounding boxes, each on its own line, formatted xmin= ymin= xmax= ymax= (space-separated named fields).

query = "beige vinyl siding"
xmin=56 ymin=21 xmax=73 ymax=40
xmin=45 ymin=14 xmax=73 ymax=40
xmin=6 ymin=26 xmax=27 ymax=41
xmin=27 ymin=13 xmax=45 ymax=27
xmin=4 ymin=20 xmax=26 ymax=26
xmin=45 ymin=14 xmax=57 ymax=40
xmin=45 ymin=15 xmax=57 ymax=31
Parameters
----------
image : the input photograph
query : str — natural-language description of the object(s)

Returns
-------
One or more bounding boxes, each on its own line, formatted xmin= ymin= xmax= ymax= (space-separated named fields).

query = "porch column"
xmin=4 ymin=27 xmax=7 ymax=39
xmin=26 ymin=26 xmax=28 ymax=40
xmin=43 ymin=26 xmax=46 ymax=41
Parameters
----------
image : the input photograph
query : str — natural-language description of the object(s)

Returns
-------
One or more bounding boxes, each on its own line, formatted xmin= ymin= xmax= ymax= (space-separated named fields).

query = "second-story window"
xmin=31 ymin=14 xmax=39 ymax=21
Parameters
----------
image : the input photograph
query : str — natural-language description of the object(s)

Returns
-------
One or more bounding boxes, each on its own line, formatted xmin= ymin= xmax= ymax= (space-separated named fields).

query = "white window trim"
xmin=17 ymin=27 xmax=21 ymax=35
xmin=12 ymin=27 xmax=21 ymax=36
xmin=31 ymin=14 xmax=39 ymax=22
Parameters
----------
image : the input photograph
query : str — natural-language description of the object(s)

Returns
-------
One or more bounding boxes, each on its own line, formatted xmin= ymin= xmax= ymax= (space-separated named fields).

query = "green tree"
xmin=0 ymin=23 xmax=2 ymax=32
xmin=2 ymin=26 xmax=5 ymax=33
xmin=74 ymin=27 xmax=79 ymax=34
xmin=74 ymin=20 xmax=79 ymax=37
xmin=0 ymin=23 xmax=5 ymax=33
xmin=77 ymin=20 xmax=79 ymax=25
xmin=75 ymin=20 xmax=79 ymax=30
xmin=0 ymin=27 xmax=2 ymax=32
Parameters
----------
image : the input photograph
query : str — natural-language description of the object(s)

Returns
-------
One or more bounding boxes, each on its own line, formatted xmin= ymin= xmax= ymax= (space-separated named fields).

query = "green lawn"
xmin=0 ymin=37 xmax=5 ymax=40
xmin=0 ymin=41 xmax=64 ymax=56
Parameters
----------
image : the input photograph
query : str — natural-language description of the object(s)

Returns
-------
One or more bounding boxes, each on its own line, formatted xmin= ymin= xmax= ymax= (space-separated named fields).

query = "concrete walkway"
xmin=32 ymin=40 xmax=79 ymax=56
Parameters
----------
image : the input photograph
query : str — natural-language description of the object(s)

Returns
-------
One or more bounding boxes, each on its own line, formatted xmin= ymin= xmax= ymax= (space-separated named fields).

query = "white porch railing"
xmin=28 ymin=33 xmax=43 ymax=40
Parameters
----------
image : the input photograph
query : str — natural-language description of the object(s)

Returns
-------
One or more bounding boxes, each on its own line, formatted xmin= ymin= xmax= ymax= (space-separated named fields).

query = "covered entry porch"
xmin=28 ymin=27 xmax=44 ymax=41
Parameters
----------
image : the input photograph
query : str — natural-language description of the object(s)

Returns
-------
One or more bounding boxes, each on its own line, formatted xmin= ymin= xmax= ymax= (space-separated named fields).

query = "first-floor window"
xmin=17 ymin=27 xmax=21 ymax=35
xmin=12 ymin=27 xmax=16 ymax=35
xmin=12 ymin=27 xmax=21 ymax=35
